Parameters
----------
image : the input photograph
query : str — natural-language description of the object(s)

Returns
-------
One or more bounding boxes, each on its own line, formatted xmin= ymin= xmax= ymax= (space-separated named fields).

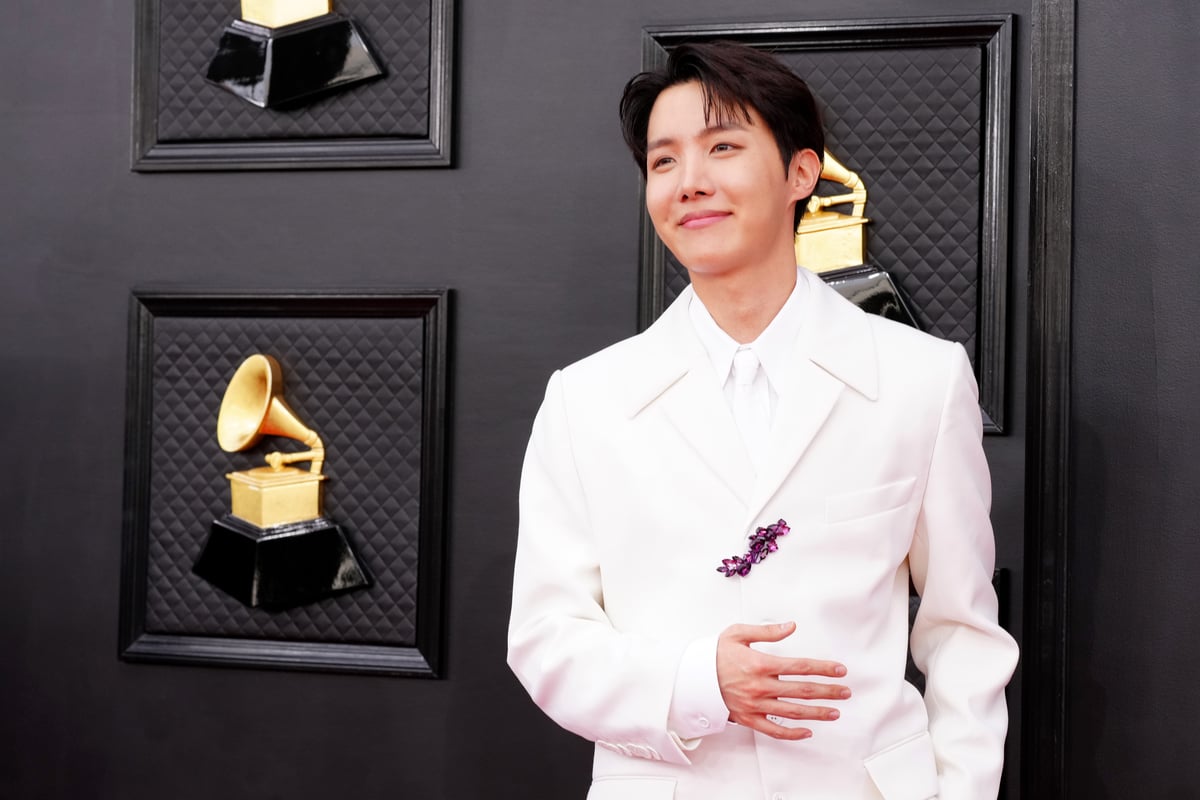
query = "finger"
xmin=775 ymin=657 xmax=847 ymax=678
xmin=770 ymin=679 xmax=853 ymax=701
xmin=722 ymin=621 xmax=796 ymax=645
xmin=737 ymin=713 xmax=813 ymax=741
xmin=762 ymin=699 xmax=842 ymax=722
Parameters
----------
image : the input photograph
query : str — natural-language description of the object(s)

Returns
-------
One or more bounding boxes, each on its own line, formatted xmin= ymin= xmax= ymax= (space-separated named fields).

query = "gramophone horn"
xmin=216 ymin=354 xmax=324 ymax=473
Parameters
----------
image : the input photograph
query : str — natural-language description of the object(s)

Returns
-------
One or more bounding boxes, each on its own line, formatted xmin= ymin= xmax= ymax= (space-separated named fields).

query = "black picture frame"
xmin=635 ymin=16 xmax=1014 ymax=433
xmin=1022 ymin=0 xmax=1074 ymax=794
xmin=132 ymin=0 xmax=454 ymax=170
xmin=118 ymin=290 xmax=449 ymax=676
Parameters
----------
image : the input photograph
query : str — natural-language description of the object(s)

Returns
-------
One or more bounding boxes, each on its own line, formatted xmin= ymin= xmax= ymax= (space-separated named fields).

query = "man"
xmin=508 ymin=42 xmax=1018 ymax=800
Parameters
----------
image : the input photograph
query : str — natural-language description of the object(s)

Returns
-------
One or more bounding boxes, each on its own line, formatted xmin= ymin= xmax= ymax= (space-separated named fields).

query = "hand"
xmin=716 ymin=621 xmax=851 ymax=740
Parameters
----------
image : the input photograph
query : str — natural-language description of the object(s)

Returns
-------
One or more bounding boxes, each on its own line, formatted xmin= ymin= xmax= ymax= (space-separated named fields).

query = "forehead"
xmin=646 ymin=80 xmax=761 ymax=142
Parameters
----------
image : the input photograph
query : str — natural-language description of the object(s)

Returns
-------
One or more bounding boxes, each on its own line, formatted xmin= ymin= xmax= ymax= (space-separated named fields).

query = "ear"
xmin=786 ymin=148 xmax=823 ymax=204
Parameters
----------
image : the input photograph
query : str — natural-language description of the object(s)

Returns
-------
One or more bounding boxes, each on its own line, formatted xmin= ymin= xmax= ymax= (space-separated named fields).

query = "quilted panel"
xmin=660 ymin=45 xmax=983 ymax=359
xmin=665 ymin=251 xmax=691 ymax=300
xmin=156 ymin=0 xmax=431 ymax=141
xmin=143 ymin=315 xmax=425 ymax=645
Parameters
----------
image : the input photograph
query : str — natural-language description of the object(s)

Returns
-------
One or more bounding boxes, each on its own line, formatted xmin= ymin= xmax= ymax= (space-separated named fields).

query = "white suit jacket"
xmin=508 ymin=270 xmax=1018 ymax=800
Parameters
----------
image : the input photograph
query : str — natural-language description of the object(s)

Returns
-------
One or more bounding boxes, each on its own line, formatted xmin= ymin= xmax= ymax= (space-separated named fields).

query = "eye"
xmin=650 ymin=155 xmax=675 ymax=170
xmin=712 ymin=143 xmax=737 ymax=154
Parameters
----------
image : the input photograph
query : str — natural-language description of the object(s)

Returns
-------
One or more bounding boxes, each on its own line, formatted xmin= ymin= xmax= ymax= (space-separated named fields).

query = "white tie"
xmin=732 ymin=348 xmax=770 ymax=472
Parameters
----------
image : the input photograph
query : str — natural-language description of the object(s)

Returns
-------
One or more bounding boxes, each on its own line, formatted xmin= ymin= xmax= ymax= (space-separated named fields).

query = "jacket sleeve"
xmin=507 ymin=370 xmax=703 ymax=764
xmin=908 ymin=345 xmax=1020 ymax=799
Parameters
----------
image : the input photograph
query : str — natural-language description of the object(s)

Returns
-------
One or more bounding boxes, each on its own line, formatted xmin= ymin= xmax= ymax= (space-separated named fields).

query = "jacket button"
xmin=697 ymin=716 xmax=710 ymax=729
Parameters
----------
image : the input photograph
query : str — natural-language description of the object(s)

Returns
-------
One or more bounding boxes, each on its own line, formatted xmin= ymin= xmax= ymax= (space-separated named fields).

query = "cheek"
xmin=644 ymin=179 xmax=671 ymax=218
xmin=644 ymin=186 xmax=677 ymax=238
xmin=735 ymin=173 xmax=788 ymax=230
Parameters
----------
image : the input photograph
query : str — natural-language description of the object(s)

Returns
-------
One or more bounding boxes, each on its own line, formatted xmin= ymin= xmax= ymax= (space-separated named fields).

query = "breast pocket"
xmin=586 ymin=777 xmax=676 ymax=800
xmin=863 ymin=730 xmax=939 ymax=800
xmin=824 ymin=477 xmax=917 ymax=524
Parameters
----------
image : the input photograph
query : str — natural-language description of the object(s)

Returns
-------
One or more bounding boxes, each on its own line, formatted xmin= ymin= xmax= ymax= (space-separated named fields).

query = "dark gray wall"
xmin=1068 ymin=1 xmax=1200 ymax=798
xmin=1 ymin=0 xmax=1175 ymax=797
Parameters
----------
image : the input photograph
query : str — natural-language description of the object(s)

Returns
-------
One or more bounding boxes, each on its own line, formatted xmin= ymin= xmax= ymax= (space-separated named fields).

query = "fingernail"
xmin=834 ymin=665 xmax=846 ymax=677
xmin=840 ymin=688 xmax=852 ymax=699
xmin=828 ymin=710 xmax=839 ymax=720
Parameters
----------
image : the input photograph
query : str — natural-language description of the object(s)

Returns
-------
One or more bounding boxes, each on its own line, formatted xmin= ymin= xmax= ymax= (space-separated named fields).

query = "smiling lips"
xmin=679 ymin=211 xmax=731 ymax=229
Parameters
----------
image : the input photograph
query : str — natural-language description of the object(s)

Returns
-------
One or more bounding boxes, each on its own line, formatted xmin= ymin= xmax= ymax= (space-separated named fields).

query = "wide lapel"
xmin=622 ymin=288 xmax=756 ymax=507
xmin=745 ymin=358 xmax=844 ymax=519
xmin=745 ymin=271 xmax=881 ymax=521
xmin=657 ymin=357 xmax=757 ymax=508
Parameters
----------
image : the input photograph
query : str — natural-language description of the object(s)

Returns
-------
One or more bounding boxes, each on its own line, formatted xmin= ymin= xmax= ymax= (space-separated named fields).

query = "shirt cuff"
xmin=666 ymin=635 xmax=728 ymax=741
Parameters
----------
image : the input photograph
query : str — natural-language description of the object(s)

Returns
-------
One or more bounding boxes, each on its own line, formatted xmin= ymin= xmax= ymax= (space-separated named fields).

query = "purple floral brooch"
xmin=716 ymin=519 xmax=790 ymax=577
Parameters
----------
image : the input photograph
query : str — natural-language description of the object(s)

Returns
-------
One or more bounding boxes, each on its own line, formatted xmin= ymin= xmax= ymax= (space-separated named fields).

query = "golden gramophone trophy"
xmin=192 ymin=354 xmax=370 ymax=608
xmin=795 ymin=150 xmax=919 ymax=328
xmin=204 ymin=0 xmax=384 ymax=109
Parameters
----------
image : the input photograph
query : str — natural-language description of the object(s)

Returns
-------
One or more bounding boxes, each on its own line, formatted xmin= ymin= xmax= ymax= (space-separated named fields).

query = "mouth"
xmin=679 ymin=211 xmax=730 ymax=229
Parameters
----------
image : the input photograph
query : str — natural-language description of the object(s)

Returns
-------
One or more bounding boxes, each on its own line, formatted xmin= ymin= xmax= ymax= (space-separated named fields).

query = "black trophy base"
xmin=193 ymin=515 xmax=371 ymax=609
xmin=204 ymin=13 xmax=384 ymax=109
xmin=820 ymin=264 xmax=921 ymax=329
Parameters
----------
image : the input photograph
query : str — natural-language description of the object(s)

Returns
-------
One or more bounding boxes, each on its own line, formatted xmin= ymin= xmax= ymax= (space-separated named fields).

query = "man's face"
xmin=644 ymin=80 xmax=811 ymax=279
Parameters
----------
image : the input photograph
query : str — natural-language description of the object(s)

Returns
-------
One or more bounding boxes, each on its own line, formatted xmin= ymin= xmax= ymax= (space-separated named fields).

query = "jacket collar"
xmin=619 ymin=269 xmax=880 ymax=517
xmin=622 ymin=268 xmax=879 ymax=420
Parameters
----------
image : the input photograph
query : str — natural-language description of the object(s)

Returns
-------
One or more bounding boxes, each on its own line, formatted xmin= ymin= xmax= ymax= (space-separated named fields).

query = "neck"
xmin=690 ymin=260 xmax=797 ymax=344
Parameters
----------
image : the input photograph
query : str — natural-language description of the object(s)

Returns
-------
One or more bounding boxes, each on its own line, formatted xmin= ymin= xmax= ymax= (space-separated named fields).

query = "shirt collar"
xmin=687 ymin=269 xmax=808 ymax=392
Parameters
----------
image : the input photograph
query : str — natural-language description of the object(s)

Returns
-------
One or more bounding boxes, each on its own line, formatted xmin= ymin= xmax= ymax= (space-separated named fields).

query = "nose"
xmin=677 ymin=156 xmax=713 ymax=201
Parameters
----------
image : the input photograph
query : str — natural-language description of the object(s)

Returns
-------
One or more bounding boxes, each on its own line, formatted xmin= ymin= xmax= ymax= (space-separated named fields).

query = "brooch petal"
xmin=716 ymin=519 xmax=790 ymax=578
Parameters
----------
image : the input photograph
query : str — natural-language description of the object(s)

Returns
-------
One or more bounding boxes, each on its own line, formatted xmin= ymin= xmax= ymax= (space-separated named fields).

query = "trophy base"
xmin=204 ymin=13 xmax=384 ymax=109
xmin=820 ymin=264 xmax=921 ymax=329
xmin=193 ymin=515 xmax=371 ymax=609
xmin=227 ymin=466 xmax=325 ymax=529
xmin=796 ymin=211 xmax=870 ymax=272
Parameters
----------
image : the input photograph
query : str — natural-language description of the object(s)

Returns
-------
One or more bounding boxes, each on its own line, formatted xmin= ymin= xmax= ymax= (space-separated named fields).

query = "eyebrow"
xmin=646 ymin=121 xmax=750 ymax=153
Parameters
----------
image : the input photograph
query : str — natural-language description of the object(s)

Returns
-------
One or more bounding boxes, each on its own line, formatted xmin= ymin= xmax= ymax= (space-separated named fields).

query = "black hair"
xmin=619 ymin=41 xmax=825 ymax=229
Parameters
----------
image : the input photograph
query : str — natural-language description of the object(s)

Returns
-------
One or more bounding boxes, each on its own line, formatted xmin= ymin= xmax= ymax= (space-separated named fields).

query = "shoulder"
xmin=804 ymin=273 xmax=968 ymax=403
xmin=558 ymin=330 xmax=652 ymax=384
xmin=545 ymin=327 xmax=668 ymax=426
xmin=859 ymin=312 xmax=979 ymax=433
xmin=525 ymin=329 xmax=665 ymax=433
xmin=867 ymin=312 xmax=963 ymax=364
xmin=550 ymin=289 xmax=694 ymax=410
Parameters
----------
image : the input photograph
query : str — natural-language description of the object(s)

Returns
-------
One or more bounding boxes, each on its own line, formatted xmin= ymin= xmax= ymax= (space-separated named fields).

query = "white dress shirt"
xmin=666 ymin=270 xmax=809 ymax=742
xmin=687 ymin=272 xmax=808 ymax=468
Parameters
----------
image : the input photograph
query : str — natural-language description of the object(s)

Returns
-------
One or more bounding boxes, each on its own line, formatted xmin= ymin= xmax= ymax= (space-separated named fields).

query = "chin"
xmin=662 ymin=244 xmax=728 ymax=274
xmin=674 ymin=256 xmax=742 ymax=279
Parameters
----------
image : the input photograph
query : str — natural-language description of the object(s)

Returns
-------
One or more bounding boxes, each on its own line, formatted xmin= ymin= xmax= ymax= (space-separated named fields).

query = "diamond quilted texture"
xmin=143 ymin=315 xmax=425 ymax=645
xmin=660 ymin=45 xmax=983 ymax=361
xmin=156 ymin=0 xmax=431 ymax=141
xmin=665 ymin=251 xmax=691 ymax=299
